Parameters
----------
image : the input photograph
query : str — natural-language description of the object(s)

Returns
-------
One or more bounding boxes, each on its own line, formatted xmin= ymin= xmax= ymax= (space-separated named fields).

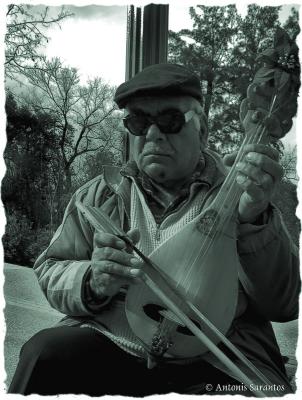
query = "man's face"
xmin=126 ymin=96 xmax=205 ymax=188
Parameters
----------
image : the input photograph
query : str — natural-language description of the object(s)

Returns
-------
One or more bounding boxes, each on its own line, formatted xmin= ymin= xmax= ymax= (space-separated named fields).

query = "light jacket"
xmin=34 ymin=150 xmax=300 ymax=392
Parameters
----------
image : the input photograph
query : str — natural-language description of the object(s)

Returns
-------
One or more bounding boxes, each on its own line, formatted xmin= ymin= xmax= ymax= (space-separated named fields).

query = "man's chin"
xmin=143 ymin=163 xmax=168 ymax=183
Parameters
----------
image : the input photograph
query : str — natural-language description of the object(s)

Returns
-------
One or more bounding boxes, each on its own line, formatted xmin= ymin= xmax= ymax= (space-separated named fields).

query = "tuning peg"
xmin=281 ymin=119 xmax=293 ymax=134
xmin=251 ymin=110 xmax=263 ymax=123
xmin=253 ymin=81 xmax=274 ymax=97
xmin=281 ymin=119 xmax=290 ymax=127
xmin=247 ymin=101 xmax=256 ymax=110
xmin=263 ymin=115 xmax=283 ymax=138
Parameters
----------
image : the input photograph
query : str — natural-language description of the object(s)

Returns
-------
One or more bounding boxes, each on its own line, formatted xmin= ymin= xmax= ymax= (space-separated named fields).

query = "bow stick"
xmin=75 ymin=28 xmax=299 ymax=397
xmin=75 ymin=200 xmax=279 ymax=397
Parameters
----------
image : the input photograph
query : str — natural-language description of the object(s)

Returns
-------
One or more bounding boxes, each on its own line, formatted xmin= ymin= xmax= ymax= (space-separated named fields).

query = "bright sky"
xmin=40 ymin=2 xmax=298 ymax=86
xmin=43 ymin=3 xmax=194 ymax=86
xmin=39 ymin=1 xmax=299 ymax=149
xmin=1 ymin=0 xmax=300 ymax=150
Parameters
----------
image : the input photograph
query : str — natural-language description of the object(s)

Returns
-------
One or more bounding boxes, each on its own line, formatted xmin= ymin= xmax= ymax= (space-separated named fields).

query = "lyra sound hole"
xmin=143 ymin=304 xmax=201 ymax=336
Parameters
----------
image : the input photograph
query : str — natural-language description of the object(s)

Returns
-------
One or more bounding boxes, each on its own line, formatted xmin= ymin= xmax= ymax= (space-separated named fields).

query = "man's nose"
xmin=145 ymin=123 xmax=165 ymax=140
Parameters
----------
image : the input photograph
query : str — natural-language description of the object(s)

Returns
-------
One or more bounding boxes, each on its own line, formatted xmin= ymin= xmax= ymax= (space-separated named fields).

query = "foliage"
xmin=26 ymin=226 xmax=53 ymax=265
xmin=2 ymin=209 xmax=31 ymax=264
xmin=169 ymin=5 xmax=240 ymax=119
xmin=280 ymin=145 xmax=298 ymax=183
xmin=168 ymin=5 xmax=299 ymax=155
xmin=3 ymin=208 xmax=52 ymax=266
xmin=282 ymin=7 xmax=300 ymax=40
xmin=272 ymin=180 xmax=300 ymax=246
xmin=73 ymin=144 xmax=123 ymax=190
xmin=5 ymin=4 xmax=72 ymax=79
xmin=3 ymin=91 xmax=64 ymax=229
xmin=3 ymin=73 xmax=123 ymax=264
xmin=168 ymin=5 xmax=300 ymax=245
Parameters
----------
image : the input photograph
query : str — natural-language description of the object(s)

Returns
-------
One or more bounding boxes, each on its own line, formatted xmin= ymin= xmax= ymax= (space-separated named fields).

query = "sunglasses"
xmin=123 ymin=109 xmax=195 ymax=136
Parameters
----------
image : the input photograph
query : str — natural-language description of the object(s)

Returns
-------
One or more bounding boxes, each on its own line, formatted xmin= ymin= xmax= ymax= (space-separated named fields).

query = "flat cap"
xmin=114 ymin=63 xmax=202 ymax=108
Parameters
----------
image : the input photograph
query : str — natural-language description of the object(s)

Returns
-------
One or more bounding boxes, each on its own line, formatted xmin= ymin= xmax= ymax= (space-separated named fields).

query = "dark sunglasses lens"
xmin=157 ymin=112 xmax=185 ymax=133
xmin=124 ymin=111 xmax=186 ymax=135
xmin=124 ymin=115 xmax=148 ymax=136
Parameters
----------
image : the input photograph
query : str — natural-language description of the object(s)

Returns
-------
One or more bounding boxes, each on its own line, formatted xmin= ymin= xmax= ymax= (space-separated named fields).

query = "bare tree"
xmin=5 ymin=4 xmax=72 ymax=79
xmin=280 ymin=145 xmax=298 ymax=184
xmin=42 ymin=155 xmax=65 ymax=234
xmin=20 ymin=57 xmax=123 ymax=190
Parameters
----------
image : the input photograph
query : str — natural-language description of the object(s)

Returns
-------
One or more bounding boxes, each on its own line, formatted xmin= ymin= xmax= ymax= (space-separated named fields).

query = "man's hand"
xmin=224 ymin=144 xmax=283 ymax=223
xmin=89 ymin=228 xmax=144 ymax=299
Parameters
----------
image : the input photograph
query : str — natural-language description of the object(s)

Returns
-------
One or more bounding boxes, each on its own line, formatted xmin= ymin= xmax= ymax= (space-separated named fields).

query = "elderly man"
xmin=9 ymin=64 xmax=299 ymax=395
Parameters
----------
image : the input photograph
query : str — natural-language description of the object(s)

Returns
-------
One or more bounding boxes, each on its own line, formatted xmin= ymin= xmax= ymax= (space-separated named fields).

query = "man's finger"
xmin=242 ymin=144 xmax=279 ymax=161
xmin=223 ymin=151 xmax=237 ymax=167
xmin=94 ymin=231 xmax=126 ymax=249
xmin=236 ymin=174 xmax=266 ymax=202
xmin=223 ymin=144 xmax=280 ymax=168
xmin=235 ymin=162 xmax=275 ymax=189
xmin=93 ymin=246 xmax=143 ymax=268
xmin=244 ymin=152 xmax=283 ymax=181
xmin=126 ymin=228 xmax=140 ymax=245
xmin=90 ymin=272 xmax=139 ymax=298
xmin=92 ymin=260 xmax=143 ymax=279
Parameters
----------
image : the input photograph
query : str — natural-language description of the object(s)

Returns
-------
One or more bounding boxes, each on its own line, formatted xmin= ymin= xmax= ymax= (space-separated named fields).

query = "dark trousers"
xmin=8 ymin=326 xmax=241 ymax=396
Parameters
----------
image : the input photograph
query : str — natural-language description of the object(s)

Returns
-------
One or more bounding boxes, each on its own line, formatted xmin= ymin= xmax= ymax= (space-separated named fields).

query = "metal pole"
xmin=125 ymin=5 xmax=134 ymax=81
xmin=125 ymin=5 xmax=142 ymax=80
xmin=124 ymin=3 xmax=169 ymax=161
xmin=142 ymin=4 xmax=169 ymax=68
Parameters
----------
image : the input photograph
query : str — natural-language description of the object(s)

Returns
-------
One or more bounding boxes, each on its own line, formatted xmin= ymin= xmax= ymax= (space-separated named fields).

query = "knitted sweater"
xmin=81 ymin=175 xmax=218 ymax=361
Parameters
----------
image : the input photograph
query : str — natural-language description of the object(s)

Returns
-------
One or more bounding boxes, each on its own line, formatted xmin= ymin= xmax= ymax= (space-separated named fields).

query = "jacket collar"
xmin=120 ymin=149 xmax=225 ymax=188
xmin=102 ymin=149 xmax=227 ymax=204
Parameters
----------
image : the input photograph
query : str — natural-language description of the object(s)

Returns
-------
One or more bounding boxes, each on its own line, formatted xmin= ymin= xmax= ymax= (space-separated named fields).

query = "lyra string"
xmin=181 ymin=96 xmax=278 ymax=288
xmin=74 ymin=202 xmax=280 ymax=395
xmin=204 ymin=95 xmax=278 ymax=240
xmin=210 ymin=94 xmax=277 ymax=230
xmin=179 ymin=121 xmax=265 ymax=290
xmin=211 ymin=95 xmax=278 ymax=234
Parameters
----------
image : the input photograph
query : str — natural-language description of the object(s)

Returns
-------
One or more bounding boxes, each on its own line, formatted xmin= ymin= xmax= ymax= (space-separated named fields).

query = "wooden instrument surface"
xmin=126 ymin=206 xmax=239 ymax=358
xmin=75 ymin=28 xmax=299 ymax=395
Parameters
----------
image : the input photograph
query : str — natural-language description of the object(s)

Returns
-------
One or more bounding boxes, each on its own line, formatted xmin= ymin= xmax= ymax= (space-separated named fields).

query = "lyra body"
xmin=126 ymin=204 xmax=239 ymax=358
